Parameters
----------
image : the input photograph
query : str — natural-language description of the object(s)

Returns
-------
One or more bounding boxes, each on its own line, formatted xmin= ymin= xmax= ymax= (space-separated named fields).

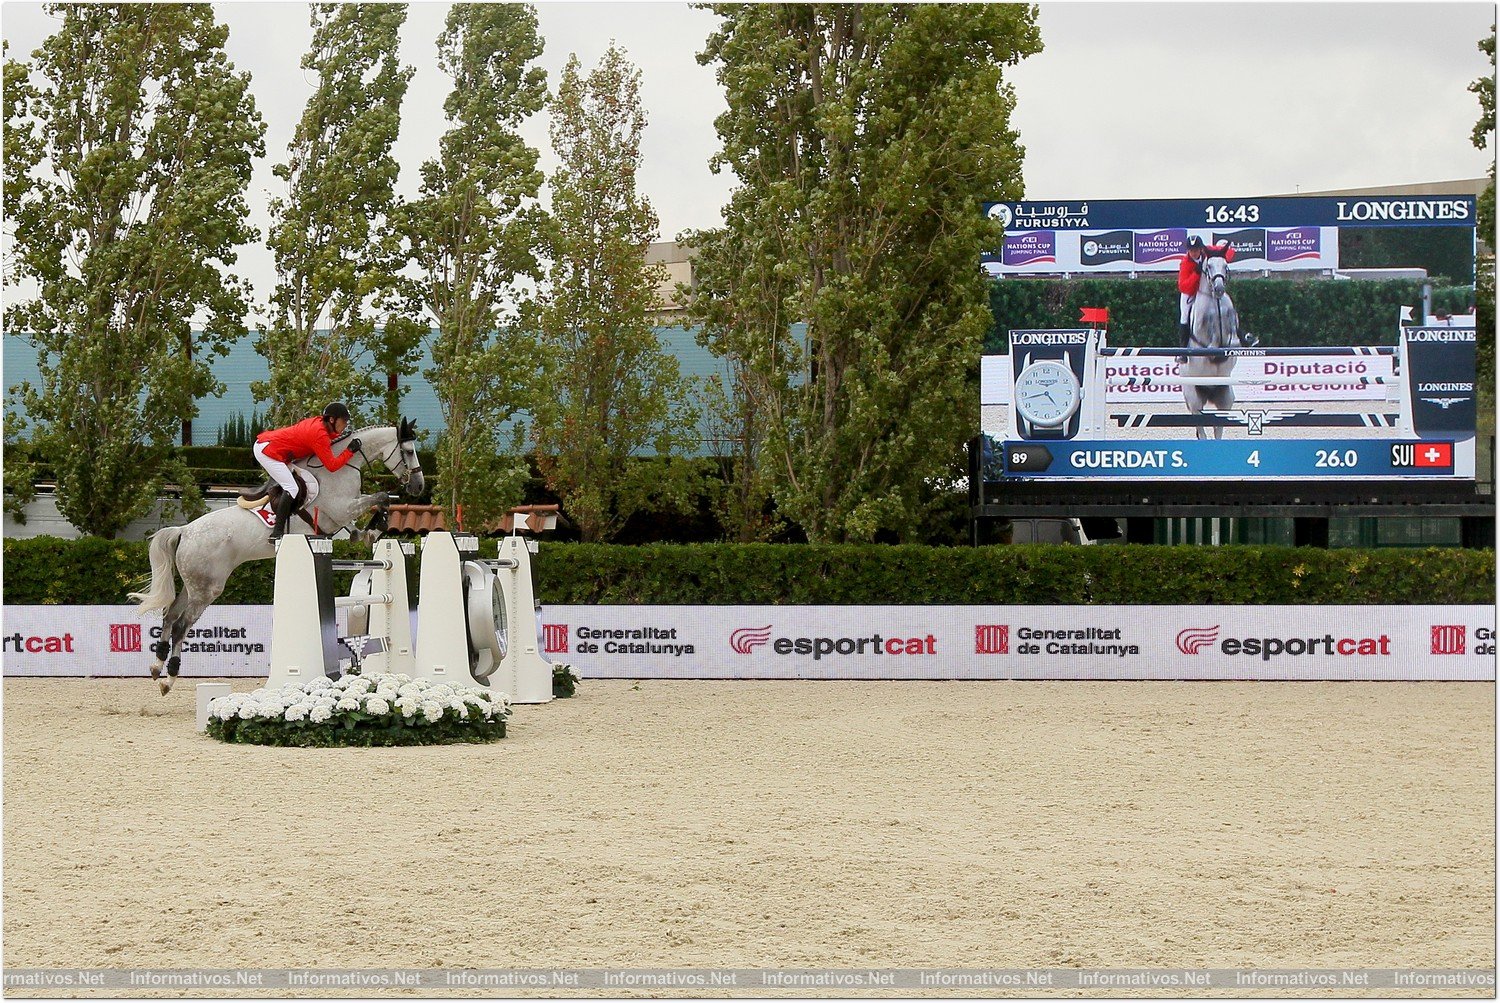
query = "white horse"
xmin=1183 ymin=255 xmax=1243 ymax=440
xmin=128 ymin=419 xmax=424 ymax=694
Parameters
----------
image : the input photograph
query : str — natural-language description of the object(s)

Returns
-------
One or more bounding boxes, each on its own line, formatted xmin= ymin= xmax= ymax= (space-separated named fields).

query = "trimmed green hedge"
xmin=3 ymin=536 xmax=1492 ymax=607
xmin=984 ymin=277 xmax=1473 ymax=354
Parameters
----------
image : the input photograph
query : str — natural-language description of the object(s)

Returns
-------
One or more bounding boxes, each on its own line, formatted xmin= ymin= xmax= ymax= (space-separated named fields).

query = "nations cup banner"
xmin=6 ymin=605 xmax=1491 ymax=682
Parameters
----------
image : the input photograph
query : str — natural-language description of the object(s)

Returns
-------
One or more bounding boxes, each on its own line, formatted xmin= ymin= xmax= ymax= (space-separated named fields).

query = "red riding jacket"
xmin=255 ymin=416 xmax=355 ymax=470
xmin=1178 ymin=243 xmax=1236 ymax=295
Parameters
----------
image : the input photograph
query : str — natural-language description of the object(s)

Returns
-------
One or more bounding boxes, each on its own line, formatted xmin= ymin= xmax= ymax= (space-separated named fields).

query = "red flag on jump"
xmin=1079 ymin=307 xmax=1109 ymax=325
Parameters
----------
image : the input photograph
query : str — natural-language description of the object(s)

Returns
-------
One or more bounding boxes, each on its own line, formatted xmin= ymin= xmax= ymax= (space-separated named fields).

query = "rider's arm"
xmin=1177 ymin=257 xmax=1200 ymax=294
xmin=312 ymin=429 xmax=356 ymax=472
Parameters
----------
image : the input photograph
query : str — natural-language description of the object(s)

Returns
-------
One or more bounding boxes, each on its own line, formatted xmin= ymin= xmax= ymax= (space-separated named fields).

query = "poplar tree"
xmin=533 ymin=47 xmax=698 ymax=542
xmin=1472 ymin=23 xmax=1495 ymax=414
xmin=692 ymin=4 xmax=1041 ymax=542
xmin=254 ymin=3 xmax=416 ymax=425
xmin=390 ymin=4 xmax=547 ymax=528
xmin=4 ymin=5 xmax=265 ymax=537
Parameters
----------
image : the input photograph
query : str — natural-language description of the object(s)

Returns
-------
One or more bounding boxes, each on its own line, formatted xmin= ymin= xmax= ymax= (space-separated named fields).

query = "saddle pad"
xmin=248 ymin=501 xmax=276 ymax=528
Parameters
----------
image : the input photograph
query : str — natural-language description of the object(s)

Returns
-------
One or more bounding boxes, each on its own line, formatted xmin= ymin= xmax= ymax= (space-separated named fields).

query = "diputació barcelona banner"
xmin=15 ymin=605 xmax=1485 ymax=682
xmin=978 ymin=195 xmax=1476 ymax=276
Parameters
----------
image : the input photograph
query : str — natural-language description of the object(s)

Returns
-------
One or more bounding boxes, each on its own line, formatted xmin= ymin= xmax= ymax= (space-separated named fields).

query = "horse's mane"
xmin=332 ymin=422 xmax=392 ymax=445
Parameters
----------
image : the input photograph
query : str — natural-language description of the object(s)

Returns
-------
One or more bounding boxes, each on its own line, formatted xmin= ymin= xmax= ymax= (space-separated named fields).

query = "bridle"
xmin=328 ymin=426 xmax=422 ymax=490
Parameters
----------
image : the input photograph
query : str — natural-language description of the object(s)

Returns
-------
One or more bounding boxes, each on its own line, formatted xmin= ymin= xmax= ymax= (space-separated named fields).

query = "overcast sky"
xmin=3 ymin=2 xmax=1495 ymax=325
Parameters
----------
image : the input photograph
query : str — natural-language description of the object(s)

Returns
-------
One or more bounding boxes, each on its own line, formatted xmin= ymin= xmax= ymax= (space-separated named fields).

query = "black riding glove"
xmin=346 ymin=438 xmax=361 ymax=453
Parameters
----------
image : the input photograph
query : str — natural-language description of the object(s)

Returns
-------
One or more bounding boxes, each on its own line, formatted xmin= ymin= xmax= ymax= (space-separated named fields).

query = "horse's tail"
xmin=127 ymin=526 xmax=183 ymax=614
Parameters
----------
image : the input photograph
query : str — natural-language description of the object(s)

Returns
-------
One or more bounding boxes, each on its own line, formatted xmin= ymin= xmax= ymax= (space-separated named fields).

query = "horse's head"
xmin=393 ymin=417 xmax=424 ymax=496
xmin=344 ymin=419 xmax=424 ymax=496
xmin=1202 ymin=255 xmax=1229 ymax=299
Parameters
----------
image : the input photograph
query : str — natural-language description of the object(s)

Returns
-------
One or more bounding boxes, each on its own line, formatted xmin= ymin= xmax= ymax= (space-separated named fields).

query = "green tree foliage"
xmin=389 ymin=4 xmax=547 ymax=530
xmin=533 ymin=47 xmax=698 ymax=541
xmin=215 ymin=410 xmax=266 ymax=448
xmin=254 ymin=3 xmax=416 ymax=426
xmin=681 ymin=226 xmax=783 ymax=542
xmin=3 ymin=43 xmax=43 ymax=522
xmin=692 ymin=4 xmax=1042 ymax=542
xmin=1472 ymin=22 xmax=1495 ymax=419
xmin=1472 ymin=23 xmax=1495 ymax=239
xmin=3 ymin=5 xmax=265 ymax=537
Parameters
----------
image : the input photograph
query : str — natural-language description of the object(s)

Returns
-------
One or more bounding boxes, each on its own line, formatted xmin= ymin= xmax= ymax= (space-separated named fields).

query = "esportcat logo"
xmin=730 ymin=626 xmax=772 ymax=654
xmin=1176 ymin=626 xmax=1219 ymax=654
xmin=730 ymin=626 xmax=937 ymax=659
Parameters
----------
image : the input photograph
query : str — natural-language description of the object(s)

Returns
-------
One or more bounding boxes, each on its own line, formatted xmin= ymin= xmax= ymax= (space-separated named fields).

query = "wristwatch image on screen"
xmin=1014 ymin=359 xmax=1081 ymax=438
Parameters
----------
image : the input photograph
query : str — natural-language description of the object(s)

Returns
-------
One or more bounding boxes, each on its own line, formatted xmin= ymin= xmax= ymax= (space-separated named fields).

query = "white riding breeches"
xmin=1179 ymin=292 xmax=1195 ymax=324
xmin=253 ymin=442 xmax=319 ymax=505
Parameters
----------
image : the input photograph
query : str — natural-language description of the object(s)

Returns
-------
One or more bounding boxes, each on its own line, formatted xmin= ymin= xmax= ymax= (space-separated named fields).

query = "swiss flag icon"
xmin=1414 ymin=442 xmax=1453 ymax=468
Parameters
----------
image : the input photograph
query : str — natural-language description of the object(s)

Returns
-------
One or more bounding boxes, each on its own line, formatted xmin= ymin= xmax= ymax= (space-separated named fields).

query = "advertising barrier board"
xmin=4 ymin=605 xmax=1491 ymax=682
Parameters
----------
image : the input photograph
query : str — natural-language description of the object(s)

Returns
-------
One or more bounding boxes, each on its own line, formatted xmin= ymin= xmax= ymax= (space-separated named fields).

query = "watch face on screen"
xmin=1015 ymin=360 xmax=1081 ymax=427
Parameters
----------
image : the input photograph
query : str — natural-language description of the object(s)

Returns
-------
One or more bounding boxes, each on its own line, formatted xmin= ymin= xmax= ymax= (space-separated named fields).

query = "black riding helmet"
xmin=1185 ymin=235 xmax=1205 ymax=251
xmin=322 ymin=402 xmax=350 ymax=424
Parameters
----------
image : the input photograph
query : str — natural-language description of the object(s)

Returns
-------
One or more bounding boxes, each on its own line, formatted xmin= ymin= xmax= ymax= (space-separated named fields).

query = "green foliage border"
xmin=5 ymin=536 xmax=1492 ymax=607
xmin=206 ymin=708 xmax=506 ymax=747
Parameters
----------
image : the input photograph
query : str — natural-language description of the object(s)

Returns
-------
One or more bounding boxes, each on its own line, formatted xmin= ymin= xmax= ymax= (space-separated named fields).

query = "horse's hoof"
xmin=149 ymin=663 xmax=162 ymax=681
xmin=158 ymin=680 xmax=172 ymax=696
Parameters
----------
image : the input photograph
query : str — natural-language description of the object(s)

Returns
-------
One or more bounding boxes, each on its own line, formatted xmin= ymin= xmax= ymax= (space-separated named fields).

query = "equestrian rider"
xmin=253 ymin=402 xmax=360 ymax=539
xmin=1177 ymin=236 xmax=1238 ymax=359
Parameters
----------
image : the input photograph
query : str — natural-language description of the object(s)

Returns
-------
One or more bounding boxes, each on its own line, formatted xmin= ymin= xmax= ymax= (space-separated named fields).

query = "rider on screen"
xmin=1176 ymin=235 xmax=1236 ymax=361
xmin=253 ymin=402 xmax=360 ymax=539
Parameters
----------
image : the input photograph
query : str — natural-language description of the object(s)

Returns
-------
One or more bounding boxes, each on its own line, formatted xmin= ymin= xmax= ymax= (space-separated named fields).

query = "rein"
xmin=320 ymin=428 xmax=419 ymax=493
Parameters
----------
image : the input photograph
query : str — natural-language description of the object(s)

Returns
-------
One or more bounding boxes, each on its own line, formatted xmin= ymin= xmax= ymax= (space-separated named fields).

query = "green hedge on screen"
xmin=3 ymin=536 xmax=1491 ymax=607
xmin=984 ymin=277 xmax=1473 ymax=354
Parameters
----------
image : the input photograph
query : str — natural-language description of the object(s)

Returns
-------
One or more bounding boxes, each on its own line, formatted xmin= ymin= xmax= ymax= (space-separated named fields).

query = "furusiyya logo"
xmin=731 ymin=626 xmax=937 ymax=659
xmin=1178 ymin=625 xmax=1391 ymax=660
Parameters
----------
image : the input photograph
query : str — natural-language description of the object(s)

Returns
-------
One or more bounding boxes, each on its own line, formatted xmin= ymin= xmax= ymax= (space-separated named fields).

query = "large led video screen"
xmin=979 ymin=195 xmax=1478 ymax=484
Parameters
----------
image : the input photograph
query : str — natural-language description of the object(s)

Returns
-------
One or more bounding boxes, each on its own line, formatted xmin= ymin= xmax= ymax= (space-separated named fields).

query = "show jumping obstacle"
xmin=415 ymin=532 xmax=554 ymax=704
xmin=263 ymin=536 xmax=416 ymax=691
xmin=253 ymin=530 xmax=553 ymax=703
xmin=1076 ymin=331 xmax=1414 ymax=438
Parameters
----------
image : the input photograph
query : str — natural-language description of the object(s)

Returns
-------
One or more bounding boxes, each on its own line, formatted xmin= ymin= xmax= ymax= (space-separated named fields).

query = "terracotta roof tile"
xmin=383 ymin=503 xmax=565 ymax=536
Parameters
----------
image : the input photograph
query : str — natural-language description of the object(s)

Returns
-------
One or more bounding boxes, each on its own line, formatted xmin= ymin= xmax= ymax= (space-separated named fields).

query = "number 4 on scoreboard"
xmin=1246 ymin=450 xmax=1260 ymax=467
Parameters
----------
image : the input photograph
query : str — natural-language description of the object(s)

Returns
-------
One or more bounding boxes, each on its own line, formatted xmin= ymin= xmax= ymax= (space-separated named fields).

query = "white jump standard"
xmin=264 ymin=535 xmax=415 ymax=691
xmin=415 ymin=532 xmax=554 ymax=704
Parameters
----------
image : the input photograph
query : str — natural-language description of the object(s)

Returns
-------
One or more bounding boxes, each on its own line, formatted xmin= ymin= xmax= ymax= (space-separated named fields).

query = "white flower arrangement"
xmin=206 ymin=671 xmax=511 ymax=745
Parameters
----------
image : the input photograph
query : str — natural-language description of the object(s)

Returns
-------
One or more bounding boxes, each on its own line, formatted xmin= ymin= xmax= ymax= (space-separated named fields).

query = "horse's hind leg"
xmin=154 ymin=587 xmax=220 ymax=695
xmin=148 ymin=621 xmax=173 ymax=687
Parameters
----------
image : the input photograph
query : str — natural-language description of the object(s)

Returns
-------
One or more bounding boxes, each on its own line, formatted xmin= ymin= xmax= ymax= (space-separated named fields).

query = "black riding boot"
xmin=1176 ymin=321 xmax=1191 ymax=363
xmin=269 ymin=492 xmax=297 ymax=540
